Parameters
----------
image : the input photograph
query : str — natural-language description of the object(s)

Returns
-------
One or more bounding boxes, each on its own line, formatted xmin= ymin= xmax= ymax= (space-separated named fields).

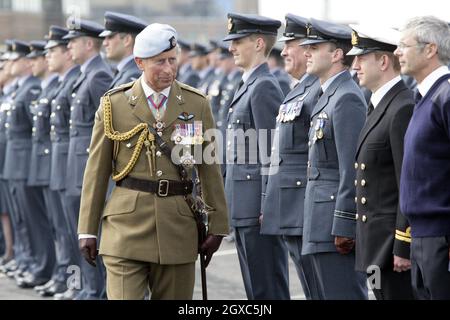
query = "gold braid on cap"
xmin=102 ymin=94 xmax=154 ymax=181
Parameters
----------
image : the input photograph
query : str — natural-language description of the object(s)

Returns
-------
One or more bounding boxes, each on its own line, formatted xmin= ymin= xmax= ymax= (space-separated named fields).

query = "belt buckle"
xmin=157 ymin=179 xmax=170 ymax=197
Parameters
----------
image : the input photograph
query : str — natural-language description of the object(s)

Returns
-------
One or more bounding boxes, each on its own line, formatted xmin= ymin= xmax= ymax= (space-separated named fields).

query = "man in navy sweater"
xmin=395 ymin=16 xmax=450 ymax=300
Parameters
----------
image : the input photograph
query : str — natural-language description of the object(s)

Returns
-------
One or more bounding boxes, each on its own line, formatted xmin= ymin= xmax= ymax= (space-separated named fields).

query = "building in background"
xmin=0 ymin=0 xmax=258 ymax=45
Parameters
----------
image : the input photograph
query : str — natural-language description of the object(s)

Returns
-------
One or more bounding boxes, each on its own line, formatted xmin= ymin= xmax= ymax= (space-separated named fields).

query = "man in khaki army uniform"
xmin=77 ymin=23 xmax=228 ymax=300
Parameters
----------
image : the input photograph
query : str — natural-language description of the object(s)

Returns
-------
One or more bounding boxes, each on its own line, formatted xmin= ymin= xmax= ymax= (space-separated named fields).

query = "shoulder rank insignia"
xmin=178 ymin=112 xmax=195 ymax=121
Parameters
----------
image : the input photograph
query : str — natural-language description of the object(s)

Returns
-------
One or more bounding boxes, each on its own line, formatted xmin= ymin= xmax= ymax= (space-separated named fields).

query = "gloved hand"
xmin=200 ymin=234 xmax=224 ymax=268
xmin=335 ymin=236 xmax=355 ymax=255
xmin=79 ymin=238 xmax=98 ymax=267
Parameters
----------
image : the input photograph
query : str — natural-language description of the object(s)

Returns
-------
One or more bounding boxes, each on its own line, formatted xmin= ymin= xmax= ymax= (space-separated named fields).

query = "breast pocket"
xmin=310 ymin=184 xmax=338 ymax=243
xmin=36 ymin=144 xmax=51 ymax=181
xmin=51 ymin=101 xmax=69 ymax=128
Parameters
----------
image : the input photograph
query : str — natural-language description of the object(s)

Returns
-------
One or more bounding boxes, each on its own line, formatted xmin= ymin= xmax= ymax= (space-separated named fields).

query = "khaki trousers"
xmin=102 ymin=255 xmax=195 ymax=300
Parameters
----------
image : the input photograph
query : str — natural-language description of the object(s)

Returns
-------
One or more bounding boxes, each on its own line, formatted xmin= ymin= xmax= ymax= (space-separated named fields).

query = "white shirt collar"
xmin=321 ymin=70 xmax=347 ymax=93
xmin=370 ymin=76 xmax=402 ymax=109
xmin=80 ymin=54 xmax=99 ymax=74
xmin=417 ymin=65 xmax=450 ymax=98
xmin=242 ymin=64 xmax=262 ymax=83
xmin=116 ymin=55 xmax=134 ymax=73
xmin=140 ymin=75 xmax=171 ymax=100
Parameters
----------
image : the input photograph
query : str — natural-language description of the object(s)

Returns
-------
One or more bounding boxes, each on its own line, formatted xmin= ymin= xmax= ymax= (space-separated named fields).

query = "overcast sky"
xmin=259 ymin=0 xmax=450 ymax=28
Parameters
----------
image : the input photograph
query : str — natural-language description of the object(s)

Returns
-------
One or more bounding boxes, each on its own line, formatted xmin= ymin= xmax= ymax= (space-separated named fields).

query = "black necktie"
xmin=318 ymin=88 xmax=323 ymax=99
xmin=237 ymin=80 xmax=244 ymax=91
xmin=414 ymin=89 xmax=423 ymax=104
xmin=367 ymin=102 xmax=374 ymax=116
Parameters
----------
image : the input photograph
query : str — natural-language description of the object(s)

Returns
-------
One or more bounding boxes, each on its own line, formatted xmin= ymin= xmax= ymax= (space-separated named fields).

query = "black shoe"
xmin=40 ymin=282 xmax=67 ymax=297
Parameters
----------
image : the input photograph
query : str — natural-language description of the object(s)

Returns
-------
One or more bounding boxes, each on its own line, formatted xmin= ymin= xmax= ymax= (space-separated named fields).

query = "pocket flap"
xmin=103 ymin=188 xmax=138 ymax=217
xmin=231 ymin=111 xmax=251 ymax=125
xmin=314 ymin=185 xmax=337 ymax=202
xmin=279 ymin=171 xmax=306 ymax=188
xmin=232 ymin=164 xmax=262 ymax=181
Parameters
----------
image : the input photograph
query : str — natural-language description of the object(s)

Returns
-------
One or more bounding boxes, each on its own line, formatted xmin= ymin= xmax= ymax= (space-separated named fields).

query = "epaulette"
xmin=104 ymin=81 xmax=134 ymax=97
xmin=178 ymin=81 xmax=207 ymax=98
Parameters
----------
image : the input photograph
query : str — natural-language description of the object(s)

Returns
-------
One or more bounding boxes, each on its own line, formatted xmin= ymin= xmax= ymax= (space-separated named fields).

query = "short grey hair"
xmin=402 ymin=16 xmax=450 ymax=65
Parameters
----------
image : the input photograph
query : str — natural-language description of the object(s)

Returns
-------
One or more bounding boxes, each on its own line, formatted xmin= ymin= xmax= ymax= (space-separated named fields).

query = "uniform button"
xmin=44 ymin=149 xmax=49 ymax=154
xmin=57 ymin=105 xmax=61 ymax=110
xmin=156 ymin=151 xmax=162 ymax=157
xmin=70 ymin=106 xmax=74 ymax=111
xmin=69 ymin=120 xmax=72 ymax=124
xmin=355 ymin=213 xmax=359 ymax=220
xmin=227 ymin=141 xmax=231 ymax=146
xmin=72 ymin=93 xmax=76 ymax=98
xmin=354 ymin=179 xmax=357 ymax=186
xmin=32 ymin=127 xmax=36 ymax=132
xmin=33 ymin=116 xmax=37 ymax=121
xmin=355 ymin=197 xmax=358 ymax=203
xmin=236 ymin=119 xmax=240 ymax=124
xmin=4 ymin=123 xmax=9 ymax=128
xmin=272 ymin=147 xmax=275 ymax=151
xmin=12 ymin=106 xmax=16 ymax=110
xmin=86 ymin=148 xmax=89 ymax=153
xmin=361 ymin=179 xmax=366 ymax=187
xmin=52 ymin=99 xmax=56 ymax=104
xmin=6 ymin=111 xmax=11 ymax=116
xmin=362 ymin=215 xmax=367 ymax=223
xmin=157 ymin=132 xmax=162 ymax=137
xmin=69 ymin=125 xmax=72 ymax=129
xmin=51 ymin=113 xmax=55 ymax=118
xmin=354 ymin=162 xmax=358 ymax=169
xmin=51 ymin=125 xmax=55 ymax=131
xmin=38 ymin=111 xmax=42 ymax=116
xmin=126 ymin=143 xmax=131 ymax=148
xmin=330 ymin=195 xmax=335 ymax=200
xmin=361 ymin=163 xmax=366 ymax=170
xmin=310 ymin=121 xmax=313 ymax=126
xmin=228 ymin=108 xmax=233 ymax=113
xmin=296 ymin=181 xmax=302 ymax=186
xmin=246 ymin=175 xmax=251 ymax=180
xmin=275 ymin=127 xmax=279 ymax=131
xmin=361 ymin=197 xmax=367 ymax=204
xmin=308 ymin=141 xmax=312 ymax=147
xmin=156 ymin=170 xmax=163 ymax=177
xmin=227 ymin=124 xmax=231 ymax=129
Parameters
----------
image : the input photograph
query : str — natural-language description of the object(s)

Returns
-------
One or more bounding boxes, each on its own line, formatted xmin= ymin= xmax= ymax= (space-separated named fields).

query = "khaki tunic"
xmin=78 ymin=77 xmax=229 ymax=265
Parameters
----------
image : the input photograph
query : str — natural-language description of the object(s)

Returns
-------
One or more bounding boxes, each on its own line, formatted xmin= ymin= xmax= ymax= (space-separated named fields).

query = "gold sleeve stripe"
xmin=396 ymin=229 xmax=411 ymax=238
xmin=395 ymin=234 xmax=412 ymax=243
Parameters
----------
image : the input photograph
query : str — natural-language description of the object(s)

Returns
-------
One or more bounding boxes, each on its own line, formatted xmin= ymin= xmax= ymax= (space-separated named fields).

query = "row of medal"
xmin=276 ymin=101 xmax=303 ymax=123
xmin=312 ymin=111 xmax=328 ymax=142
xmin=172 ymin=121 xmax=204 ymax=145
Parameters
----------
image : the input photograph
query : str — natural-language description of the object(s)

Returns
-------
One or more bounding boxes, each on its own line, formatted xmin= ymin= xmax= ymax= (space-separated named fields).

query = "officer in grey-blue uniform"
xmin=177 ymin=40 xmax=200 ymax=88
xmin=260 ymin=14 xmax=321 ymax=300
xmin=15 ymin=41 xmax=61 ymax=289
xmin=300 ymin=18 xmax=368 ymax=299
xmin=190 ymin=43 xmax=215 ymax=92
xmin=100 ymin=11 xmax=147 ymax=89
xmin=0 ymin=41 xmax=19 ymax=274
xmin=35 ymin=25 xmax=82 ymax=297
xmin=59 ymin=20 xmax=112 ymax=300
xmin=268 ymin=47 xmax=292 ymax=96
xmin=3 ymin=40 xmax=52 ymax=285
xmin=223 ymin=13 xmax=290 ymax=300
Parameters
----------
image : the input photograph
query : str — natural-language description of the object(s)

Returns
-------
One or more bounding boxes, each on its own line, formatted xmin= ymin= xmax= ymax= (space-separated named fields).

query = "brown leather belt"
xmin=116 ymin=177 xmax=193 ymax=197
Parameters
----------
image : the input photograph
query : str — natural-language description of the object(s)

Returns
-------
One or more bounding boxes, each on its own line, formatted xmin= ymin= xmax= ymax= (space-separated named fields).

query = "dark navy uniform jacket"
xmin=108 ymin=56 xmax=141 ymax=89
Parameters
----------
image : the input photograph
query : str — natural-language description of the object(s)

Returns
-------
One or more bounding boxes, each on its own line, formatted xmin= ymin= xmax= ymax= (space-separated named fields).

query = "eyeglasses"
xmin=397 ymin=41 xmax=429 ymax=50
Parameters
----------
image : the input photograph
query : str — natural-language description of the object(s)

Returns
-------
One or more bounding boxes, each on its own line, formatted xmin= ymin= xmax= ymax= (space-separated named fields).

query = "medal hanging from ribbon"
xmin=149 ymin=93 xmax=167 ymax=131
